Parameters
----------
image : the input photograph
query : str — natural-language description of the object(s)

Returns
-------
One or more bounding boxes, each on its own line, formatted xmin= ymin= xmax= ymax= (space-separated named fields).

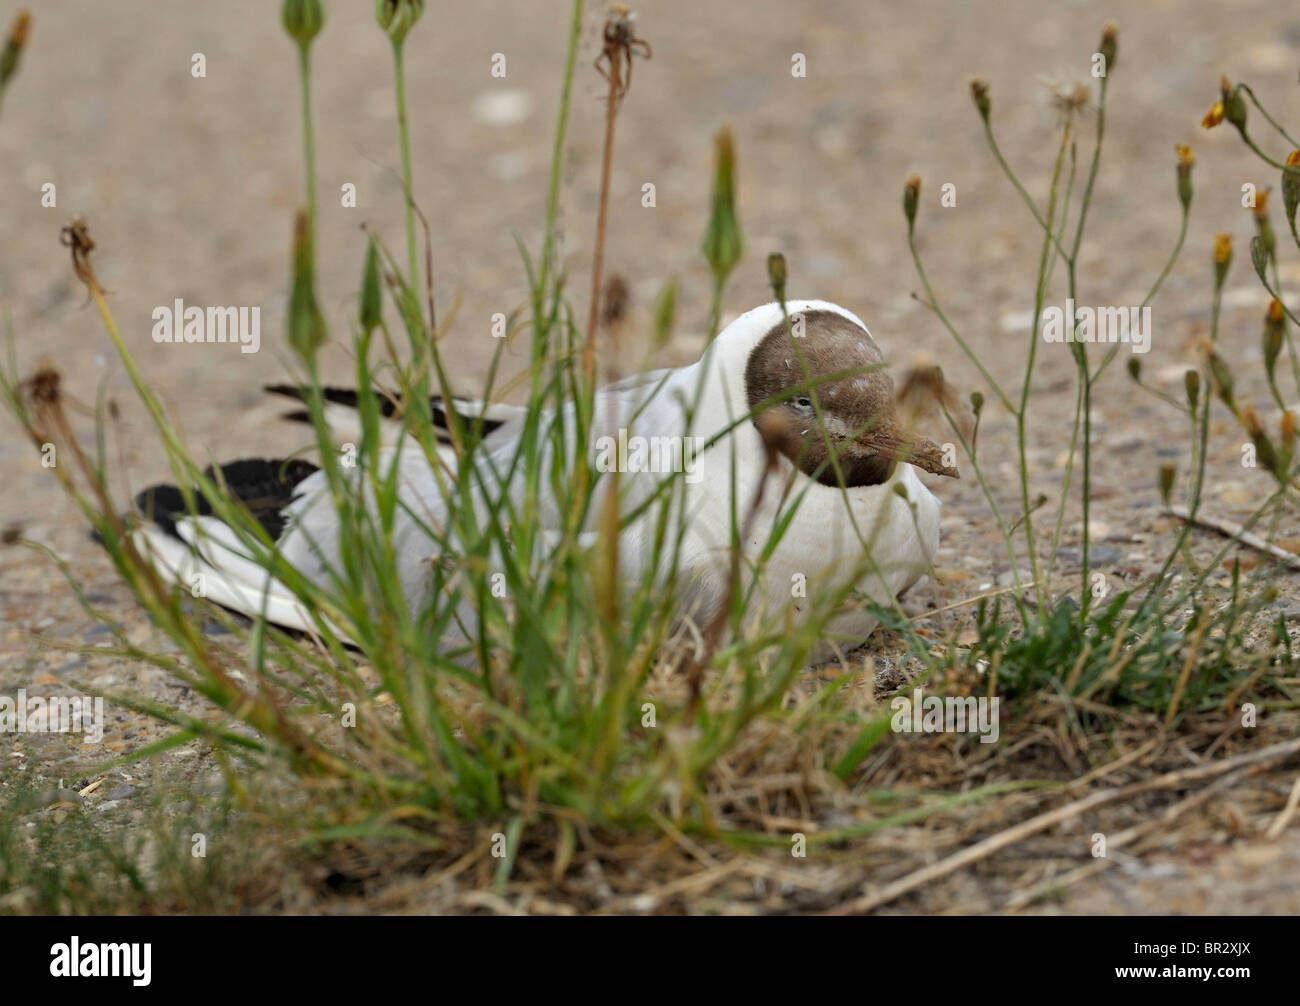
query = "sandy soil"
xmin=3 ymin=0 xmax=1300 ymax=913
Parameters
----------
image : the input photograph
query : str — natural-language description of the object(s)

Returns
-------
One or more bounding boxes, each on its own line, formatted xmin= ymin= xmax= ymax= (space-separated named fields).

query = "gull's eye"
xmin=793 ymin=395 xmax=813 ymax=411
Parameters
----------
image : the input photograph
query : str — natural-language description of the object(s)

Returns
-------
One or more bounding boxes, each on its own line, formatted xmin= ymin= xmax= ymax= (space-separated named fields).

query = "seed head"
xmin=1043 ymin=77 xmax=1092 ymax=120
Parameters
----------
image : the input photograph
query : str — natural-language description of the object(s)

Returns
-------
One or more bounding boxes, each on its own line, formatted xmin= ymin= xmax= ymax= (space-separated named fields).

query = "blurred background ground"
xmin=2 ymin=0 xmax=1300 ymax=913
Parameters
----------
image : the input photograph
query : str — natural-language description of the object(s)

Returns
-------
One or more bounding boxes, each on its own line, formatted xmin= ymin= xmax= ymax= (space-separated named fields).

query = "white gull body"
xmin=135 ymin=300 xmax=942 ymax=661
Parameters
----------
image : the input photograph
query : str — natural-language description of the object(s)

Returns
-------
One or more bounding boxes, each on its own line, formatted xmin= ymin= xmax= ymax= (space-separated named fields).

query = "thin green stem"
xmin=983 ymin=120 xmax=1072 ymax=262
xmin=1071 ymin=76 xmax=1107 ymax=613
xmin=296 ymin=43 xmax=318 ymax=257
xmin=1238 ymin=84 xmax=1300 ymax=149
xmin=392 ymin=40 xmax=419 ymax=299
xmin=906 ymin=231 xmax=1014 ymax=414
xmin=1015 ymin=122 xmax=1072 ymax=613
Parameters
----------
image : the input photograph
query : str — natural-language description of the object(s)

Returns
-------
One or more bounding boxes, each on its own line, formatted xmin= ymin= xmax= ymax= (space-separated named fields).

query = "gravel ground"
xmin=3 ymin=0 xmax=1300 ymax=913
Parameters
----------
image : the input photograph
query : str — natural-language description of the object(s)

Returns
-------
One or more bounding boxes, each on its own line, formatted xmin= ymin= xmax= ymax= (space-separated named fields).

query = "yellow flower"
xmin=1213 ymin=232 xmax=1232 ymax=290
xmin=1201 ymin=101 xmax=1225 ymax=129
xmin=1213 ymin=232 xmax=1232 ymax=264
xmin=1253 ymin=187 xmax=1270 ymax=220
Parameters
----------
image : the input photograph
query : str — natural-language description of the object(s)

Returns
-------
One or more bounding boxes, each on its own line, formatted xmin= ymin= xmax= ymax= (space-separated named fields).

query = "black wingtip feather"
xmin=264 ymin=384 xmax=506 ymax=439
xmin=132 ymin=457 xmax=319 ymax=543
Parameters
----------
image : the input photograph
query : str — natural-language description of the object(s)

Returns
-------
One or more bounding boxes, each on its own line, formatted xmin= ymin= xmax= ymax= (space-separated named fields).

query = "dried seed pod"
xmin=1098 ymin=22 xmax=1118 ymax=72
xmin=970 ymin=78 xmax=991 ymax=122
xmin=903 ymin=175 xmax=921 ymax=232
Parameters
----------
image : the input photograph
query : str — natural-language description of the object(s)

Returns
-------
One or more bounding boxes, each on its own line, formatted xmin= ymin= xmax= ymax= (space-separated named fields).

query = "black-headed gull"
xmin=131 ymin=300 xmax=956 ymax=658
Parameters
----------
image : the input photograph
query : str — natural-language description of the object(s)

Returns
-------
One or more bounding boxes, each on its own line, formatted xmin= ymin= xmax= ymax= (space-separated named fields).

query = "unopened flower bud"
xmin=1242 ymin=405 xmax=1279 ymax=475
xmin=767 ymin=252 xmax=787 ymax=303
xmin=1252 ymin=188 xmax=1276 ymax=263
xmin=375 ymin=0 xmax=425 ymax=47
xmin=701 ymin=128 xmax=744 ymax=286
xmin=1206 ymin=349 xmax=1236 ymax=412
xmin=282 ymin=0 xmax=324 ymax=47
xmin=1263 ymin=298 xmax=1285 ymax=383
xmin=1283 ymin=150 xmax=1300 ymax=239
xmin=1281 ymin=411 xmax=1297 ymax=480
xmin=359 ymin=239 xmax=382 ymax=335
xmin=1250 ymin=234 xmax=1269 ymax=282
xmin=1221 ymin=76 xmax=1248 ymax=131
xmin=287 ymin=211 xmax=328 ymax=360
xmin=1184 ymin=369 xmax=1200 ymax=409
xmin=1158 ymin=463 xmax=1176 ymax=505
xmin=1175 ymin=144 xmax=1194 ymax=210
xmin=0 ymin=9 xmax=30 ymax=88
xmin=652 ymin=276 xmax=677 ymax=351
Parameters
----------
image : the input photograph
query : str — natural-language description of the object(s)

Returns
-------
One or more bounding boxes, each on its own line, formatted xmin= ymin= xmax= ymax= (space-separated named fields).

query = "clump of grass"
xmin=1 ymin=0 xmax=915 ymax=860
xmin=0 ymin=770 xmax=273 ymax=915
